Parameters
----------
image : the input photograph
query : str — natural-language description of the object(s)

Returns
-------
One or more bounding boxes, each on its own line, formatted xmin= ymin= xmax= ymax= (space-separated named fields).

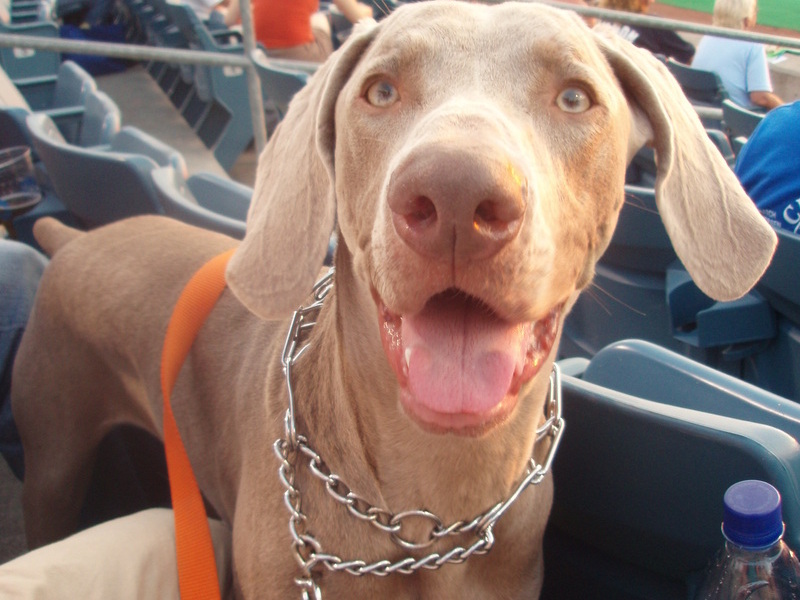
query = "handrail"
xmin=1 ymin=0 xmax=799 ymax=159
xmin=540 ymin=0 xmax=800 ymax=50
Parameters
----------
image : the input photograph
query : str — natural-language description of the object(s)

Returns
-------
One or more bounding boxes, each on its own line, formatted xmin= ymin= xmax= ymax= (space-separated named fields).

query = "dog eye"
xmin=556 ymin=87 xmax=591 ymax=113
xmin=366 ymin=80 xmax=399 ymax=108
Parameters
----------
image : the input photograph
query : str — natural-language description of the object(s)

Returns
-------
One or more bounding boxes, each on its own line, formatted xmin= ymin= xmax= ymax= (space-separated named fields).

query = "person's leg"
xmin=0 ymin=239 xmax=48 ymax=480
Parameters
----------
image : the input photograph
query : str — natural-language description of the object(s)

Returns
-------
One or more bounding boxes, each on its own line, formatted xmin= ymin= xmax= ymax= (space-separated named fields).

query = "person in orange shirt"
xmin=223 ymin=0 xmax=373 ymax=62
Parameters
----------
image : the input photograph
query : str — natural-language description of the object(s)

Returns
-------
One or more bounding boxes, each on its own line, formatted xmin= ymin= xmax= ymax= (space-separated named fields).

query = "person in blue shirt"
xmin=692 ymin=0 xmax=783 ymax=112
xmin=734 ymin=101 xmax=800 ymax=234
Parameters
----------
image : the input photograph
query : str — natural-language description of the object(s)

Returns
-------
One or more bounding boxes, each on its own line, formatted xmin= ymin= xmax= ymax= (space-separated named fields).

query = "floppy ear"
xmin=593 ymin=27 xmax=776 ymax=302
xmin=226 ymin=21 xmax=380 ymax=320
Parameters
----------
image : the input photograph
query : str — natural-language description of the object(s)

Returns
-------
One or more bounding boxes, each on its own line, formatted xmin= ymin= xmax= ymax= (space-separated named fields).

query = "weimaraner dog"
xmin=12 ymin=1 xmax=776 ymax=598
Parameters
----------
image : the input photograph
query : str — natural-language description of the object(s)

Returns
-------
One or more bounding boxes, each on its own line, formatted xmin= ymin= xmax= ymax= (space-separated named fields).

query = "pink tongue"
xmin=400 ymin=296 xmax=529 ymax=415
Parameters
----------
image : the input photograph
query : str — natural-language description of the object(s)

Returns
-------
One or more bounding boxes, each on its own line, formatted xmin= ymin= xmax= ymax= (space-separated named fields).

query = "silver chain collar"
xmin=273 ymin=268 xmax=566 ymax=599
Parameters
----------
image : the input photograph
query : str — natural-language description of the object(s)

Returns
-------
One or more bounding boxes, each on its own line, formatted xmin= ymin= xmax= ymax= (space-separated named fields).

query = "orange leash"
xmin=161 ymin=248 xmax=236 ymax=600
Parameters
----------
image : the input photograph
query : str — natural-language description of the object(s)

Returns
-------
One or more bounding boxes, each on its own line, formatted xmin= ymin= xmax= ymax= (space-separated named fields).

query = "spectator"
xmin=0 ymin=239 xmax=47 ymax=480
xmin=600 ymin=0 xmax=695 ymax=64
xmin=222 ymin=0 xmax=373 ymax=63
xmin=692 ymin=0 xmax=783 ymax=112
xmin=183 ymin=0 xmax=223 ymax=20
xmin=734 ymin=100 xmax=800 ymax=234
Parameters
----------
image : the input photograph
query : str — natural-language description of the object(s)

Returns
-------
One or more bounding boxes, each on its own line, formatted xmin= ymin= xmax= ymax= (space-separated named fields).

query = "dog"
xmin=12 ymin=2 xmax=776 ymax=598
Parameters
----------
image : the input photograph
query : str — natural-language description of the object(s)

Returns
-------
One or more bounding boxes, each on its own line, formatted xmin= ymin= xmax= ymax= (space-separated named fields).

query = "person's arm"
xmin=750 ymin=90 xmax=784 ymax=110
xmin=333 ymin=0 xmax=373 ymax=24
xmin=746 ymin=44 xmax=782 ymax=110
xmin=223 ymin=0 xmax=239 ymax=27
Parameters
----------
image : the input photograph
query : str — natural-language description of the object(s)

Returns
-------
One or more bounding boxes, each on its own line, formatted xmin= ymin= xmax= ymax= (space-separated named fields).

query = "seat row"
xmin=545 ymin=337 xmax=800 ymax=599
xmin=117 ymin=0 xmax=313 ymax=170
xmin=1 ymin=59 xmax=252 ymax=245
xmin=666 ymin=57 xmax=765 ymax=154
xmin=559 ymin=181 xmax=800 ymax=400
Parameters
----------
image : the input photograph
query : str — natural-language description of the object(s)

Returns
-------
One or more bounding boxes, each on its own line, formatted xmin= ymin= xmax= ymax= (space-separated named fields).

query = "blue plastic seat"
xmin=25 ymin=113 xmax=188 ymax=227
xmin=666 ymin=57 xmax=728 ymax=108
xmin=250 ymin=48 xmax=310 ymax=120
xmin=1 ymin=60 xmax=99 ymax=148
xmin=75 ymin=88 xmax=121 ymax=147
xmin=0 ymin=22 xmax=60 ymax=101
xmin=544 ymin=340 xmax=800 ymax=599
xmin=744 ymin=228 xmax=800 ymax=399
xmin=163 ymin=2 xmax=253 ymax=170
xmin=721 ymin=99 xmax=765 ymax=156
xmin=559 ymin=176 xmax=797 ymax=399
xmin=151 ymin=165 xmax=250 ymax=239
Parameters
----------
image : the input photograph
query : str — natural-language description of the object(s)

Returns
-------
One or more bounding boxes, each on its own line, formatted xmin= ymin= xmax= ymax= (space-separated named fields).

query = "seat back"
xmin=186 ymin=172 xmax=251 ymax=222
xmin=164 ymin=1 xmax=254 ymax=169
xmin=745 ymin=227 xmax=800 ymax=398
xmin=721 ymin=98 xmax=764 ymax=156
xmin=110 ymin=125 xmax=188 ymax=175
xmin=51 ymin=60 xmax=96 ymax=109
xmin=666 ymin=58 xmax=728 ymax=107
xmin=26 ymin=112 xmax=164 ymax=228
xmin=77 ymin=89 xmax=121 ymax=147
xmin=599 ymin=185 xmax=675 ymax=273
xmin=0 ymin=21 xmax=60 ymax=86
xmin=151 ymin=166 xmax=248 ymax=239
xmin=251 ymin=48 xmax=309 ymax=119
xmin=545 ymin=343 xmax=800 ymax=599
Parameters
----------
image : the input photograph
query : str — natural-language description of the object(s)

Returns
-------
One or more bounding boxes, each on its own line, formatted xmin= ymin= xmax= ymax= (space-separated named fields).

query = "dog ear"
xmin=226 ymin=20 xmax=380 ymax=320
xmin=593 ymin=26 xmax=776 ymax=302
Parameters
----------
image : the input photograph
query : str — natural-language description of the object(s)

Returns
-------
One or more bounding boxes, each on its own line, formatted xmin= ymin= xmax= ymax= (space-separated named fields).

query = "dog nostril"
xmin=474 ymin=201 xmax=500 ymax=230
xmin=473 ymin=198 xmax=523 ymax=234
xmin=405 ymin=196 xmax=437 ymax=229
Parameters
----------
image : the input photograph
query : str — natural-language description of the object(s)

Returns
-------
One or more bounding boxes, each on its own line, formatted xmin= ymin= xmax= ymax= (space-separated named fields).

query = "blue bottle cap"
xmin=722 ymin=480 xmax=784 ymax=549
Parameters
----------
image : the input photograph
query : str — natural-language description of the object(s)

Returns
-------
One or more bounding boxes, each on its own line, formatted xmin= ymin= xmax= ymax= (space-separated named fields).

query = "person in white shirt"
xmin=692 ymin=0 xmax=783 ymax=111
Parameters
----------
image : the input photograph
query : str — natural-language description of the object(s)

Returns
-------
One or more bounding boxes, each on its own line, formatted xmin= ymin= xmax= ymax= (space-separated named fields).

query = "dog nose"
xmin=387 ymin=146 xmax=526 ymax=261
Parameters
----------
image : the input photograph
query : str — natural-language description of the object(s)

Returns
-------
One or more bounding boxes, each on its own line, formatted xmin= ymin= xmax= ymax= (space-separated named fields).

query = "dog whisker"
xmin=589 ymin=283 xmax=647 ymax=317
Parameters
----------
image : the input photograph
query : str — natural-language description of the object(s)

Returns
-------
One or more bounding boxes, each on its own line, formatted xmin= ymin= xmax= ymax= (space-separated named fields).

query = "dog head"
xmin=228 ymin=1 xmax=776 ymax=432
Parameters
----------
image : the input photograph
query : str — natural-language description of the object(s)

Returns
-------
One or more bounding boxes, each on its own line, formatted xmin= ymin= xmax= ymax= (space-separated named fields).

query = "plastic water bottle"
xmin=695 ymin=480 xmax=800 ymax=599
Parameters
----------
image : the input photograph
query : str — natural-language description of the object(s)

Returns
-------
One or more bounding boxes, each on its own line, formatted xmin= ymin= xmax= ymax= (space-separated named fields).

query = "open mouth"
xmin=376 ymin=289 xmax=560 ymax=434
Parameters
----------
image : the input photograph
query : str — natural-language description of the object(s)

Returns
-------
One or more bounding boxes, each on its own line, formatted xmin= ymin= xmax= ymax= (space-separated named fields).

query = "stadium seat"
xmin=25 ymin=113 xmax=186 ymax=227
xmin=163 ymin=2 xmax=253 ymax=170
xmin=0 ymin=21 xmax=60 ymax=100
xmin=251 ymin=48 xmax=309 ymax=120
xmin=0 ymin=60 xmax=99 ymax=148
xmin=721 ymin=98 xmax=765 ymax=155
xmin=544 ymin=341 xmax=800 ymax=600
xmin=666 ymin=58 xmax=728 ymax=106
xmin=558 ymin=185 xmax=791 ymax=396
xmin=745 ymin=227 xmax=800 ymax=399
xmin=75 ymin=88 xmax=121 ymax=147
xmin=151 ymin=165 xmax=249 ymax=239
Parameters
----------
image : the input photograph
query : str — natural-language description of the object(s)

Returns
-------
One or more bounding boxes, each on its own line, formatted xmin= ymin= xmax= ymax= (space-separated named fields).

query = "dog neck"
xmin=300 ymin=250 xmax=560 ymax=525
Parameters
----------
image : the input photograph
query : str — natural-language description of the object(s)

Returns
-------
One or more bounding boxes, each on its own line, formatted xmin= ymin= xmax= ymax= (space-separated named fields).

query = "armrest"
xmin=666 ymin=262 xmax=776 ymax=349
xmin=11 ymin=73 xmax=57 ymax=90
xmin=43 ymin=106 xmax=85 ymax=120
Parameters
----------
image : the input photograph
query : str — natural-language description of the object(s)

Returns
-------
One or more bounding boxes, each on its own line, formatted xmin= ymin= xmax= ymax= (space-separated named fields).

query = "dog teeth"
xmin=403 ymin=348 xmax=411 ymax=377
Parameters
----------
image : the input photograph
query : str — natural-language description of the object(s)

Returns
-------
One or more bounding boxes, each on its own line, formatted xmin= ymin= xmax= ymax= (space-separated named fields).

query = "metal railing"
xmin=1 ymin=0 xmax=799 ymax=157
